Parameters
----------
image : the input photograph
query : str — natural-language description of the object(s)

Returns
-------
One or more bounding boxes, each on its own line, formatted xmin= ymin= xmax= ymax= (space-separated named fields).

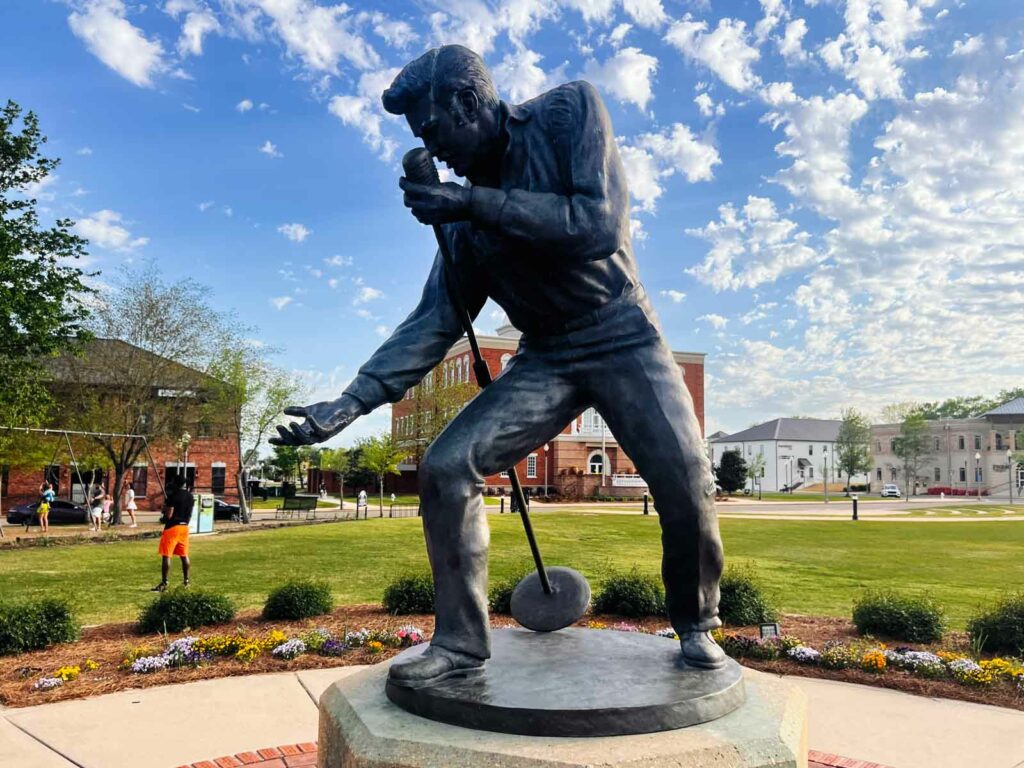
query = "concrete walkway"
xmin=1 ymin=666 xmax=1021 ymax=768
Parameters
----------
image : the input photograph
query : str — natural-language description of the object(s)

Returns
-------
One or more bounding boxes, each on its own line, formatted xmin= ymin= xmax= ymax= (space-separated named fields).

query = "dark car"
xmin=213 ymin=498 xmax=241 ymax=521
xmin=5 ymin=499 xmax=90 ymax=525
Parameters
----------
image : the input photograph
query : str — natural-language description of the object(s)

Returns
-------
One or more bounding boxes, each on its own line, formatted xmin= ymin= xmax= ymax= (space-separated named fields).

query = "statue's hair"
xmin=381 ymin=45 xmax=498 ymax=118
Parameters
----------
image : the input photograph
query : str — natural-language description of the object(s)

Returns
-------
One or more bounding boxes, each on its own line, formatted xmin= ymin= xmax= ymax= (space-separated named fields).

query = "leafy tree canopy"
xmin=716 ymin=450 xmax=747 ymax=494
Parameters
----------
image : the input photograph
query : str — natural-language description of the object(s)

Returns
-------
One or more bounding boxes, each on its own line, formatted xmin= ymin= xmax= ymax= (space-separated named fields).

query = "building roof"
xmin=982 ymin=396 xmax=1024 ymax=417
xmin=46 ymin=338 xmax=212 ymax=389
xmin=711 ymin=418 xmax=841 ymax=444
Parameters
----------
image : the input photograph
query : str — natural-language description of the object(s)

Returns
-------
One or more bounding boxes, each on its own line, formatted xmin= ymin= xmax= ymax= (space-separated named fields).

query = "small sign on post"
xmin=759 ymin=623 xmax=781 ymax=640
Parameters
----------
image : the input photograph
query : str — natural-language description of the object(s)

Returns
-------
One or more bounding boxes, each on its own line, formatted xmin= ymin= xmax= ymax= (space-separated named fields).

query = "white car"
xmin=880 ymin=484 xmax=902 ymax=498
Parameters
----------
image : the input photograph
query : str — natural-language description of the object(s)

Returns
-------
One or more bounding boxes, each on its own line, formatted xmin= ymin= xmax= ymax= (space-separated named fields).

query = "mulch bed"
xmin=2 ymin=608 xmax=1021 ymax=711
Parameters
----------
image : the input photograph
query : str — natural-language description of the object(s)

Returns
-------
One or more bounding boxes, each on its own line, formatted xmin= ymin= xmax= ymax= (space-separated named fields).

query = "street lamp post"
xmin=543 ymin=443 xmax=550 ymax=498
xmin=823 ymin=446 xmax=830 ymax=505
xmin=975 ymin=451 xmax=982 ymax=501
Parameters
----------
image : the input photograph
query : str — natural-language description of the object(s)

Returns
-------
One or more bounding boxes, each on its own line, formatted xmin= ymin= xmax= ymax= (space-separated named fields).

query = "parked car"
xmin=213 ymin=498 xmax=241 ymax=521
xmin=5 ymin=498 xmax=91 ymax=525
xmin=880 ymin=484 xmax=902 ymax=498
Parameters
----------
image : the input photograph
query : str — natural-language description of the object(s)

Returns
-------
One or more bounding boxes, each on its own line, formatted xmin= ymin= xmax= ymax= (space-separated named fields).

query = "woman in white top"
xmin=124 ymin=482 xmax=138 ymax=528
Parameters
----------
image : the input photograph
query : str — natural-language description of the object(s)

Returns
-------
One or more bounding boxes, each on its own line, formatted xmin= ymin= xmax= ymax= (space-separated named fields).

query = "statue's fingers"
xmin=272 ymin=424 xmax=296 ymax=445
xmin=290 ymin=422 xmax=313 ymax=444
xmin=283 ymin=405 xmax=308 ymax=418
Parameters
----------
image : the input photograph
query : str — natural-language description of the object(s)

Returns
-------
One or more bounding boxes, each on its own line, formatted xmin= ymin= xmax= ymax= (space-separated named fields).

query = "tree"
xmin=835 ymin=408 xmax=872 ymax=495
xmin=206 ymin=346 xmax=299 ymax=522
xmin=715 ymin=450 xmax=747 ymax=495
xmin=320 ymin=447 xmax=352 ymax=502
xmin=357 ymin=434 xmax=405 ymax=515
xmin=745 ymin=453 xmax=765 ymax=495
xmin=271 ymin=445 xmax=300 ymax=485
xmin=0 ymin=100 xmax=94 ymax=439
xmin=893 ymin=413 xmax=930 ymax=501
xmin=398 ymin=377 xmax=476 ymax=464
xmin=57 ymin=263 xmax=235 ymax=524
xmin=879 ymin=401 xmax=922 ymax=424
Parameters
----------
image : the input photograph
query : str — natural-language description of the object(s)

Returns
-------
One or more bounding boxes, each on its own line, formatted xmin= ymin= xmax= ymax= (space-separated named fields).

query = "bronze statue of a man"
xmin=272 ymin=45 xmax=726 ymax=687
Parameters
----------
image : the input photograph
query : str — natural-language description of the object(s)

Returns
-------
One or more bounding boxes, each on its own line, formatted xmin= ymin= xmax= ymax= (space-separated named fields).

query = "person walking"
xmin=152 ymin=477 xmax=193 ymax=592
xmin=89 ymin=481 xmax=105 ymax=531
xmin=123 ymin=482 xmax=139 ymax=528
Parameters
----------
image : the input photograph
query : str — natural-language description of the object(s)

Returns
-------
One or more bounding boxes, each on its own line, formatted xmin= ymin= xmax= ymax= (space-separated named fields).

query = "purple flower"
xmin=33 ymin=677 xmax=64 ymax=691
xmin=319 ymin=639 xmax=349 ymax=657
xmin=271 ymin=639 xmax=306 ymax=660
xmin=131 ymin=655 xmax=171 ymax=674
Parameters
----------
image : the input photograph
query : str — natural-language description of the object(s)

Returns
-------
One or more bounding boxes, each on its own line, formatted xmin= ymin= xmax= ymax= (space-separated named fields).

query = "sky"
xmin=3 ymin=0 xmax=1023 ymax=443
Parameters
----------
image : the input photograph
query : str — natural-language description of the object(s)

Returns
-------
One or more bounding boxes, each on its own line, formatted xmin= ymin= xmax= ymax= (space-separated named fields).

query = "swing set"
xmin=0 ymin=426 xmax=166 ymax=537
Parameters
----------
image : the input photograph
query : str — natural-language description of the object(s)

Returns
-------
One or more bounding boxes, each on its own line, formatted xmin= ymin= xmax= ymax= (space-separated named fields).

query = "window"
xmin=958 ymin=436 xmax=965 ymax=450
xmin=133 ymin=466 xmax=148 ymax=496
xmin=45 ymin=464 xmax=61 ymax=494
xmin=212 ymin=464 xmax=226 ymax=495
xmin=500 ymin=353 xmax=512 ymax=370
xmin=876 ymin=468 xmax=882 ymax=480
xmin=499 ymin=470 xmax=509 ymax=478
xmin=527 ymin=454 xmax=537 ymax=478
xmin=808 ymin=467 xmax=814 ymax=478
xmin=463 ymin=356 xmax=470 ymax=382
xmin=976 ymin=467 xmax=983 ymax=482
xmin=809 ymin=445 xmax=814 ymax=456
xmin=934 ymin=467 xmax=941 ymax=482
xmin=959 ymin=467 xmax=966 ymax=482
xmin=876 ymin=440 xmax=881 ymax=452
xmin=995 ymin=433 xmax=1004 ymax=450
xmin=588 ymin=452 xmax=604 ymax=475
xmin=974 ymin=435 xmax=981 ymax=450
xmin=889 ymin=438 xmax=897 ymax=452
xmin=934 ymin=438 xmax=940 ymax=451
xmin=890 ymin=468 xmax=898 ymax=481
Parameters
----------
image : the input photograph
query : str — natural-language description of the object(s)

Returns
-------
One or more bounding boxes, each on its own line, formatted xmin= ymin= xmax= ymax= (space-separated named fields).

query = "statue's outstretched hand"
xmin=270 ymin=394 xmax=365 ymax=446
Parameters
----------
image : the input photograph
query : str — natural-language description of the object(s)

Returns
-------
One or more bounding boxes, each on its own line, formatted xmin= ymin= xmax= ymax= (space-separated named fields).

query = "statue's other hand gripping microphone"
xmin=400 ymin=148 xmax=472 ymax=226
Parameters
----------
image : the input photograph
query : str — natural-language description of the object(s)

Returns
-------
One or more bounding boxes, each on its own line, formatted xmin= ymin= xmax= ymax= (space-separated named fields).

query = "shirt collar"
xmin=504 ymin=100 xmax=532 ymax=124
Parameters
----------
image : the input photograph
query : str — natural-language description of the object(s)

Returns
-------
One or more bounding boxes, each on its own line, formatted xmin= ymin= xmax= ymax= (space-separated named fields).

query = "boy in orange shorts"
xmin=153 ymin=477 xmax=193 ymax=592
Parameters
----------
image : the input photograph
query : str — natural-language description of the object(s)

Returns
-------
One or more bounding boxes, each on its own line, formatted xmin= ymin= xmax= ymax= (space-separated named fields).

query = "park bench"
xmin=275 ymin=495 xmax=318 ymax=520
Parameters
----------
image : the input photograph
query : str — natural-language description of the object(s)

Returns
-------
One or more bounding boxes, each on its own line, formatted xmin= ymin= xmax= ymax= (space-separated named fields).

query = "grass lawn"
xmin=1 ymin=513 xmax=1020 ymax=628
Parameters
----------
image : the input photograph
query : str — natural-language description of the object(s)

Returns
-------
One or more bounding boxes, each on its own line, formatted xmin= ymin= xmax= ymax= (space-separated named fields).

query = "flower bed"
xmin=1 ymin=608 xmax=1021 ymax=711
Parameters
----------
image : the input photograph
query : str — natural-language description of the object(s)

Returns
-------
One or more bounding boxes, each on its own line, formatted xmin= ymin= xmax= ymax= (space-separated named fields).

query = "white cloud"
xmin=198 ymin=200 xmax=215 ymax=212
xmin=660 ymin=289 xmax=686 ymax=303
xmin=563 ymin=0 xmax=616 ymax=25
xmin=694 ymin=92 xmax=724 ymax=118
xmin=686 ymin=196 xmax=821 ymax=290
xmin=183 ymin=103 xmax=200 ymax=113
xmin=622 ymin=0 xmax=667 ymax=29
xmin=76 ymin=147 xmax=93 ymax=156
xmin=277 ymin=223 xmax=311 ymax=243
xmin=665 ymin=16 xmax=761 ymax=92
xmin=327 ymin=278 xmax=339 ymax=289
xmin=698 ymin=313 xmax=729 ymax=329
xmin=620 ymin=123 xmax=720 ymax=212
xmin=353 ymin=285 xmax=383 ymax=305
xmin=270 ymin=296 xmax=293 ymax=310
xmin=779 ymin=18 xmax=809 ymax=63
xmin=324 ymin=254 xmax=353 ymax=267
xmin=176 ymin=8 xmax=220 ymax=57
xmin=326 ymin=68 xmax=400 ymax=161
xmin=75 ymin=209 xmax=148 ymax=251
xmin=754 ymin=0 xmax=787 ymax=42
xmin=951 ymin=34 xmax=984 ymax=57
xmin=375 ymin=324 xmax=389 ymax=337
xmin=493 ymin=48 xmax=566 ymax=104
xmin=67 ymin=0 xmax=165 ymax=87
xmin=259 ymin=140 xmax=282 ymax=158
xmin=582 ymin=47 xmax=659 ymax=110
xmin=236 ymin=98 xmax=254 ymax=112
xmin=369 ymin=14 xmax=418 ymax=48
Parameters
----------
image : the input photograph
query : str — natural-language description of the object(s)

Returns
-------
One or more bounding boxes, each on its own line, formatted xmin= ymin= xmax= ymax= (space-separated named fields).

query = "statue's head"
xmin=382 ymin=45 xmax=500 ymax=179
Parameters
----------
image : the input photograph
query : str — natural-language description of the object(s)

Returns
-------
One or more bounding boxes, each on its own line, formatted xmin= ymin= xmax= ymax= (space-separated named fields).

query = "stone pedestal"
xmin=318 ymin=654 xmax=808 ymax=768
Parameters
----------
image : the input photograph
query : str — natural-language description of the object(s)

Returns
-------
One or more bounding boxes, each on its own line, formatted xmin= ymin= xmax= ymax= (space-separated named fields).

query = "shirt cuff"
xmin=470 ymin=186 xmax=507 ymax=228
xmin=342 ymin=375 xmax=387 ymax=413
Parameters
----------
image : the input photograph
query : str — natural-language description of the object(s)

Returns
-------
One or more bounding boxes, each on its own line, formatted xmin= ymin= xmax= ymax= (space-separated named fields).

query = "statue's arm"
xmin=343 ymin=235 xmax=486 ymax=413
xmin=467 ymin=81 xmax=628 ymax=262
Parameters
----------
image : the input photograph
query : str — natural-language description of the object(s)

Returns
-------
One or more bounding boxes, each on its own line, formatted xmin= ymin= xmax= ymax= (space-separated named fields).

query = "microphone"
xmin=402 ymin=147 xmax=440 ymax=187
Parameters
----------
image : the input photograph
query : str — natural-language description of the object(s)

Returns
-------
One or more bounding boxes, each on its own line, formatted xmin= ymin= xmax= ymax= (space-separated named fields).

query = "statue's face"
xmin=405 ymin=90 xmax=485 ymax=179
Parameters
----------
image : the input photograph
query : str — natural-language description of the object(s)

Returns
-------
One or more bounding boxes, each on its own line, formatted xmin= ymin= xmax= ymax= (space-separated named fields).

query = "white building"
xmin=710 ymin=418 xmax=859 ymax=492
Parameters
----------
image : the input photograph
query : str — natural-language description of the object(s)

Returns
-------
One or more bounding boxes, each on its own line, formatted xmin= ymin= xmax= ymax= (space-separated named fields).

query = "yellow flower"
xmin=586 ymin=621 xmax=608 ymax=629
xmin=54 ymin=665 xmax=81 ymax=681
xmin=367 ymin=641 xmax=384 ymax=654
xmin=83 ymin=660 xmax=100 ymax=672
xmin=859 ymin=651 xmax=886 ymax=673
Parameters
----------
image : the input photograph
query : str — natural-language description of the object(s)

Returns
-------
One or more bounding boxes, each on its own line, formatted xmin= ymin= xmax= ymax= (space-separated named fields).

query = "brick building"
xmin=389 ymin=324 xmax=705 ymax=499
xmin=1 ymin=339 xmax=240 ymax=511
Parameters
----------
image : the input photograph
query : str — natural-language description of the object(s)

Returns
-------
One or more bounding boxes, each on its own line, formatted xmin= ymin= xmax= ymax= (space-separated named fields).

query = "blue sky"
xmin=3 ymin=0 xmax=1022 ymax=443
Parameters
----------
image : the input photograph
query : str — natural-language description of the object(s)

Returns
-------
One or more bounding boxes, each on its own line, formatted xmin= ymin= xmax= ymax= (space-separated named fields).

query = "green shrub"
xmin=263 ymin=579 xmax=334 ymax=620
xmin=719 ymin=565 xmax=778 ymax=625
xmin=382 ymin=573 xmax=435 ymax=615
xmin=593 ymin=568 xmax=665 ymax=618
xmin=852 ymin=590 xmax=945 ymax=643
xmin=138 ymin=588 xmax=235 ymax=634
xmin=967 ymin=593 xmax=1024 ymax=656
xmin=489 ymin=568 xmax=531 ymax=614
xmin=0 ymin=597 xmax=80 ymax=655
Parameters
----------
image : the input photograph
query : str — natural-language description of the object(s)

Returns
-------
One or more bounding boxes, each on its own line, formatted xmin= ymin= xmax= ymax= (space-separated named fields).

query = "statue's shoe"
xmin=679 ymin=630 xmax=727 ymax=669
xmin=387 ymin=645 xmax=485 ymax=689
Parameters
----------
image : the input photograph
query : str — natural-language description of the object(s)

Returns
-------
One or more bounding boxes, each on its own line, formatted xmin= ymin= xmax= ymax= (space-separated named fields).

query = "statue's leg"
xmin=391 ymin=352 xmax=583 ymax=685
xmin=588 ymin=336 xmax=725 ymax=660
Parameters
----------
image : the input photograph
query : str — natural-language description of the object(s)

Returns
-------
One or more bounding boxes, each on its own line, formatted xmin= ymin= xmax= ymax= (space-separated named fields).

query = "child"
xmin=102 ymin=493 xmax=113 ymax=528
xmin=124 ymin=482 xmax=138 ymax=528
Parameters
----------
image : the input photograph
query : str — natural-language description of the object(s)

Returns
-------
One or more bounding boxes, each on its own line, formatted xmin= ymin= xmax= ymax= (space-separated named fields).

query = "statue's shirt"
xmin=346 ymin=81 xmax=644 ymax=412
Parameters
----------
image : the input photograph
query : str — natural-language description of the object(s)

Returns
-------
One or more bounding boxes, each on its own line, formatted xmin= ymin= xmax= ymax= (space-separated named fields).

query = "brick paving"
xmin=181 ymin=743 xmax=891 ymax=768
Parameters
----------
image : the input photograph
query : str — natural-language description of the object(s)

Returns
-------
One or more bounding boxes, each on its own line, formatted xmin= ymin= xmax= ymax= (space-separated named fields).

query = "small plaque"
xmin=759 ymin=623 xmax=780 ymax=640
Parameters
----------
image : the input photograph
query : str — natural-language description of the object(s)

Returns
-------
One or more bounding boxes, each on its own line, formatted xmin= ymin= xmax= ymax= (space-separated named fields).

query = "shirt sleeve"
xmin=342 ymin=224 xmax=487 ymax=412
xmin=468 ymin=81 xmax=628 ymax=263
